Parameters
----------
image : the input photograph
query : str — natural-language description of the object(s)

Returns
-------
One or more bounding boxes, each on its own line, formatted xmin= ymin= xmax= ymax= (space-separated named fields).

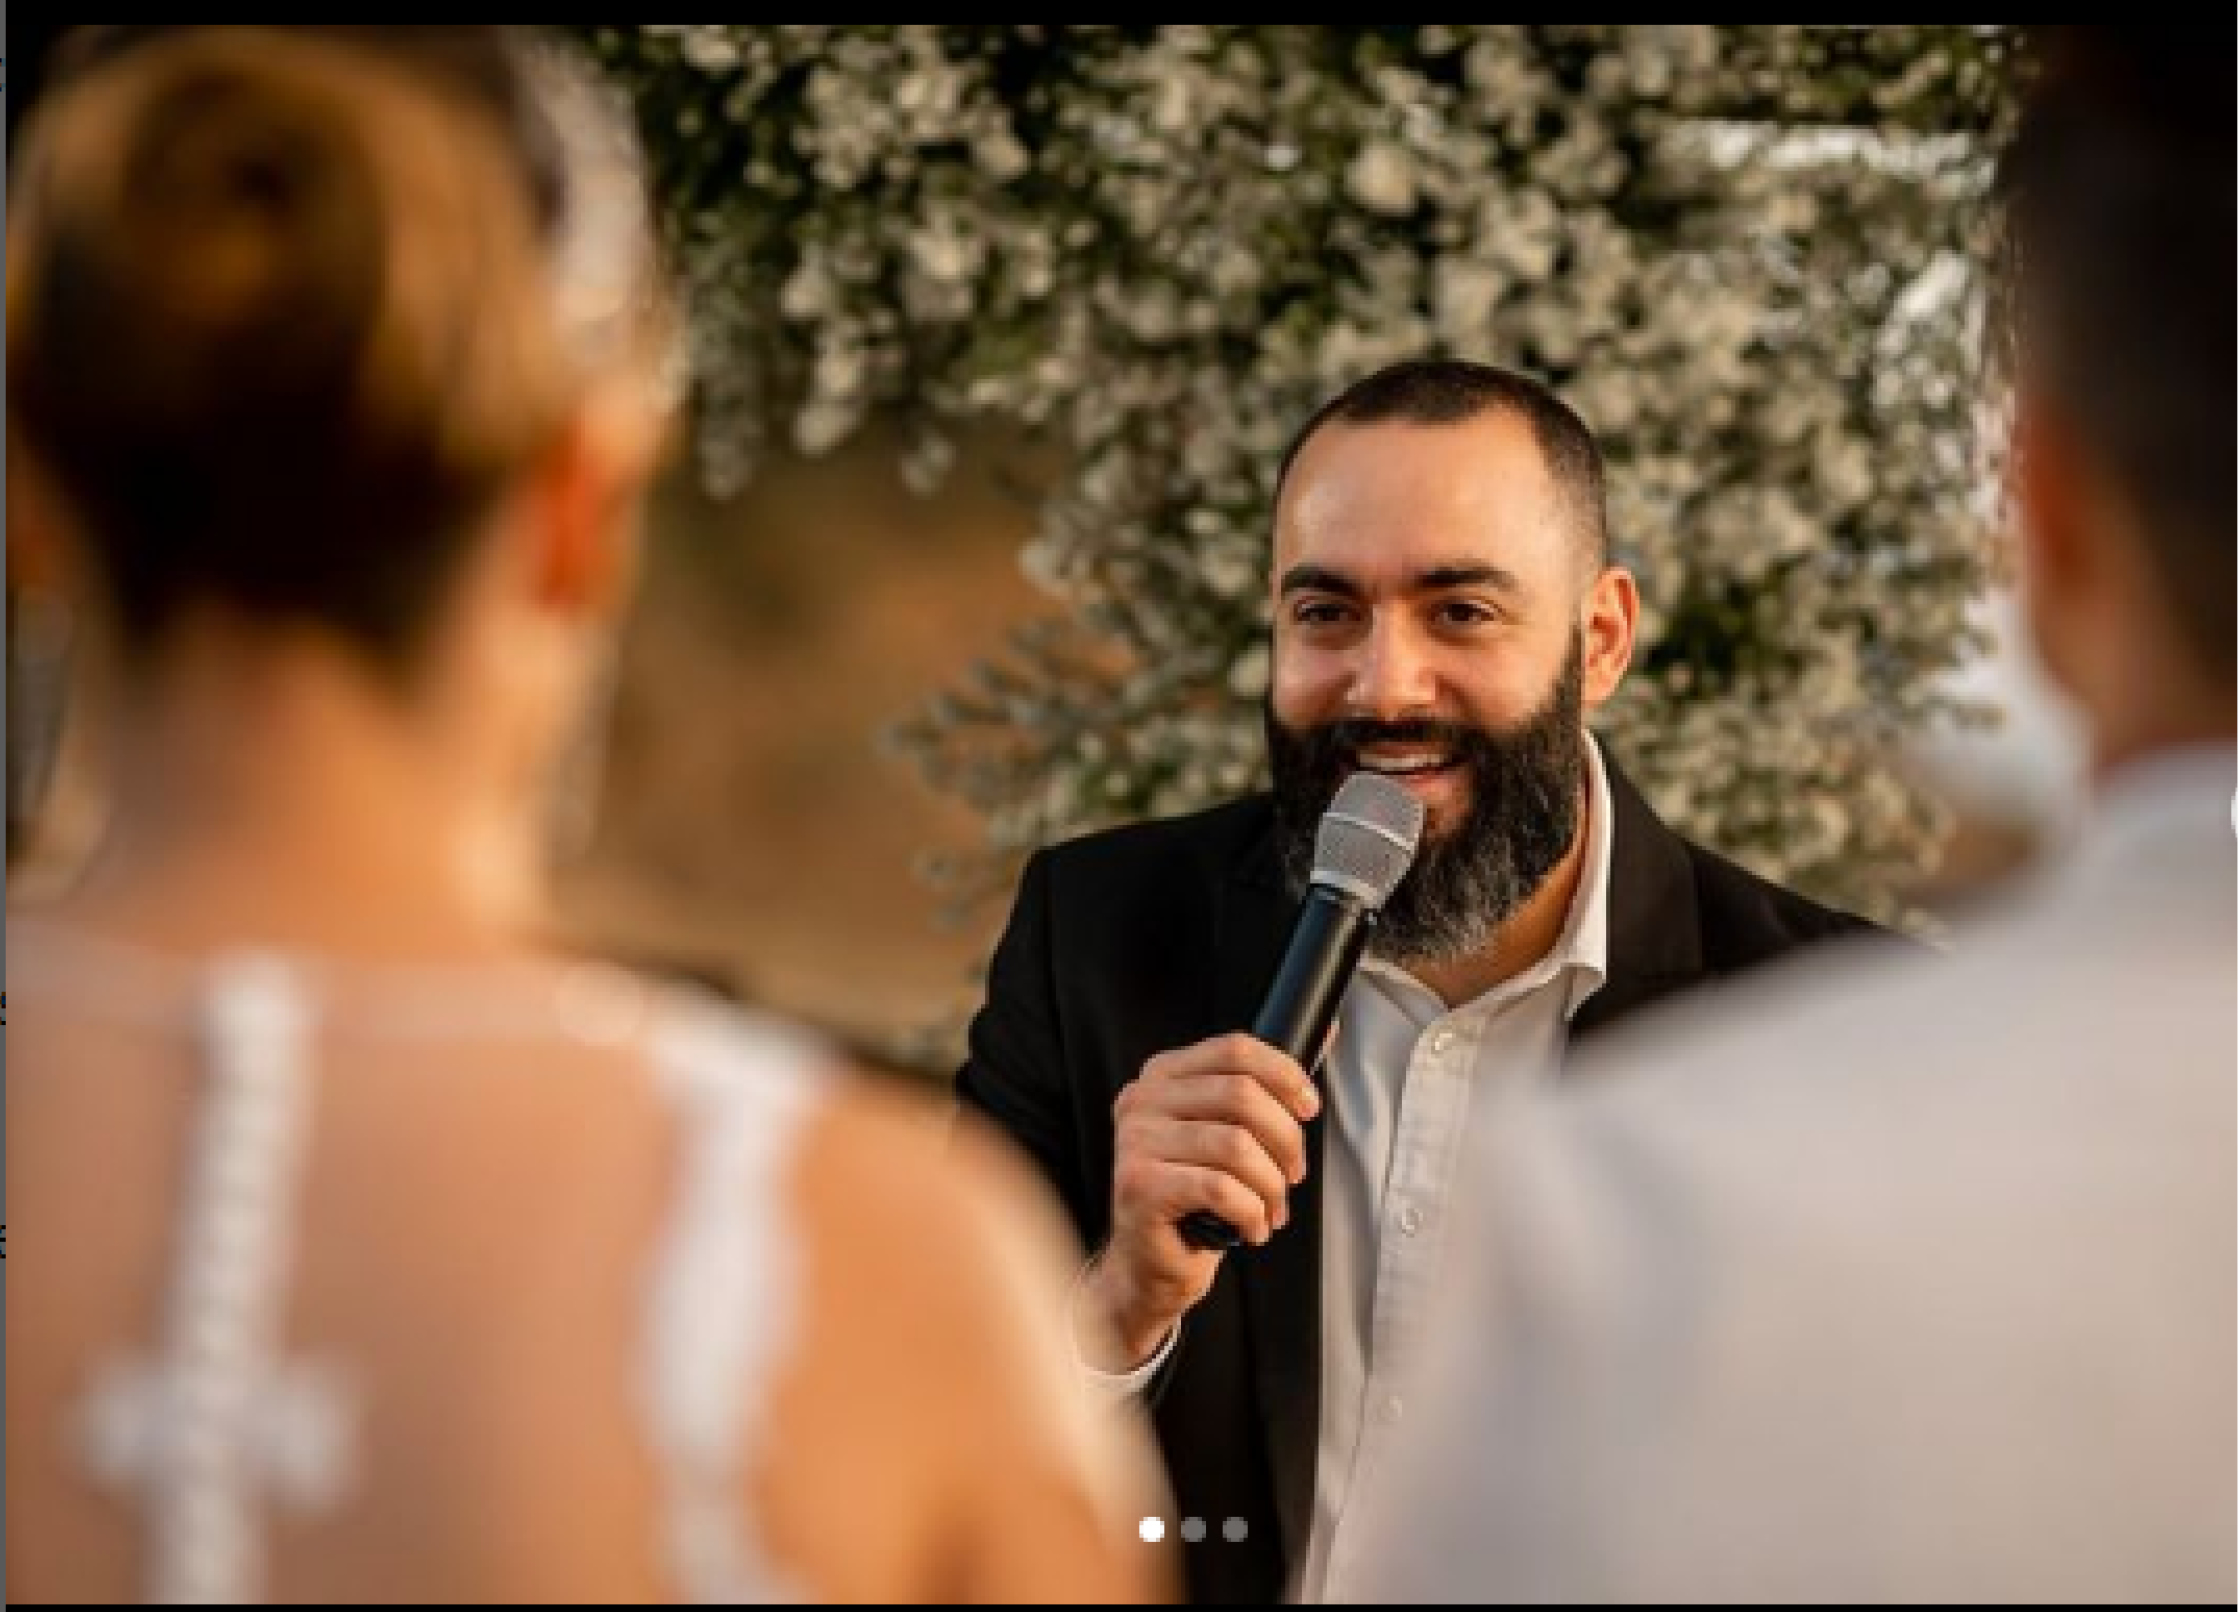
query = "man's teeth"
xmin=1360 ymin=755 xmax=1451 ymax=777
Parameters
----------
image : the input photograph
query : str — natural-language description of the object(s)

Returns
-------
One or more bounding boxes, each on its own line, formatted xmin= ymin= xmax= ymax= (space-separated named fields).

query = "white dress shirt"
xmin=1082 ymin=739 xmax=1619 ymax=1606
xmin=1351 ymin=747 xmax=2237 ymax=1604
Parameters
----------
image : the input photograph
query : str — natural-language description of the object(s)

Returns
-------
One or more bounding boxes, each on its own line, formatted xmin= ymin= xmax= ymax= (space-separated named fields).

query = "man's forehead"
xmin=1273 ymin=425 xmax=1571 ymax=586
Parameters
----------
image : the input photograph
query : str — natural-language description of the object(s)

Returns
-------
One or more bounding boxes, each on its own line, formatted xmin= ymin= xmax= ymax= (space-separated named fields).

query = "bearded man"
xmin=957 ymin=360 xmax=1878 ymax=1605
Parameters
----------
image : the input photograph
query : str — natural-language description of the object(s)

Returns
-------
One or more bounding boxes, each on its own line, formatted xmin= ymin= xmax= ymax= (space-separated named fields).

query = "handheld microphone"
xmin=1179 ymin=772 xmax=1424 ymax=1253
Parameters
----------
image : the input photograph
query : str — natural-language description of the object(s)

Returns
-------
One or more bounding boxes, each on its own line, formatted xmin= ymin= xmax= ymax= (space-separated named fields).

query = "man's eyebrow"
xmin=1279 ymin=564 xmax=1364 ymax=599
xmin=1278 ymin=562 xmax=1524 ymax=597
xmin=1417 ymin=563 xmax=1524 ymax=595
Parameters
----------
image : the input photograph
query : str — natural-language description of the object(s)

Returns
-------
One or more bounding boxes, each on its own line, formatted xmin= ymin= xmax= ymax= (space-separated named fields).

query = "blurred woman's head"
xmin=8 ymin=26 xmax=674 ymax=913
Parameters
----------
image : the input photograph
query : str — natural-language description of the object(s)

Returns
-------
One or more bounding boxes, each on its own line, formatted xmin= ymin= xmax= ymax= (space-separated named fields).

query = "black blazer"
xmin=957 ymin=761 xmax=1879 ymax=1604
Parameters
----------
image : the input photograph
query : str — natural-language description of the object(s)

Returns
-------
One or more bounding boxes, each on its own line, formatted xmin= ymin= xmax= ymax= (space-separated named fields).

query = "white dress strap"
xmin=642 ymin=996 xmax=829 ymax=1605
xmin=76 ymin=954 xmax=356 ymax=1605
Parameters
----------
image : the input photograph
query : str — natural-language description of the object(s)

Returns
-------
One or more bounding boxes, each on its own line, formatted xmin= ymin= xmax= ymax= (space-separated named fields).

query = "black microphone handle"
xmin=1180 ymin=885 xmax=1373 ymax=1253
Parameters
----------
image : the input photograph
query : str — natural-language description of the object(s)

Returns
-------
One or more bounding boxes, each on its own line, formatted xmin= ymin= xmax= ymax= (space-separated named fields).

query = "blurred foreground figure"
xmin=1352 ymin=25 xmax=2235 ymax=1604
xmin=6 ymin=26 xmax=1162 ymax=1604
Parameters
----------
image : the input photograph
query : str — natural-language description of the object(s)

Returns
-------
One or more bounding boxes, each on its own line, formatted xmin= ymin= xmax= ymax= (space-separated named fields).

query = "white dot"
xmin=1139 ymin=1517 xmax=1167 ymax=1545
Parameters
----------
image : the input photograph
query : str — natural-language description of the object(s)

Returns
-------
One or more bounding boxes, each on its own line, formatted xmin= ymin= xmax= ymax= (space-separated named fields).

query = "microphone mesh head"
xmin=1313 ymin=774 xmax=1426 ymax=911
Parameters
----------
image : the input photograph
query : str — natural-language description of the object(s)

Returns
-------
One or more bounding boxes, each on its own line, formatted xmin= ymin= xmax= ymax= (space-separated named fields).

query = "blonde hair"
xmin=8 ymin=27 xmax=671 ymax=673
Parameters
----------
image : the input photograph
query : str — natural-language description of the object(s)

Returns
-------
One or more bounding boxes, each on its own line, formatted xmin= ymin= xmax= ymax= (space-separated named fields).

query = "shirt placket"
xmin=1326 ymin=1007 xmax=1486 ymax=1597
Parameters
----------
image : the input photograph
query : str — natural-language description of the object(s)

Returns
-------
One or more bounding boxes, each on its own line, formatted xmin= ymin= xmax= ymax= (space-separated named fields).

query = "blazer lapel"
xmin=1213 ymin=832 xmax=1326 ymax=1572
xmin=1572 ymin=757 xmax=1710 ymax=1045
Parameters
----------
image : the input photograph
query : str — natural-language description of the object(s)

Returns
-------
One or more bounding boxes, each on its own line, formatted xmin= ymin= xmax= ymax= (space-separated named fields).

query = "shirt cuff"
xmin=1069 ymin=1263 xmax=1181 ymax=1398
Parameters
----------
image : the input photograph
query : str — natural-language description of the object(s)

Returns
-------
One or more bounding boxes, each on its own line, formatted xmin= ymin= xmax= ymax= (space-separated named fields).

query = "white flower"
xmin=780 ymin=261 xmax=836 ymax=322
xmin=908 ymin=213 xmax=984 ymax=288
xmin=597 ymin=23 xmax=2005 ymax=928
xmin=1152 ymin=74 xmax=1198 ymax=136
xmin=1200 ymin=549 xmax=1261 ymax=603
xmin=975 ymin=128 xmax=1031 ymax=184
xmin=1480 ymin=186 xmax=1561 ymax=281
xmin=1346 ymin=142 xmax=1420 ymax=217
xmin=794 ymin=399 xmax=859 ymax=456
xmin=1227 ymin=644 xmax=1272 ymax=699
xmin=1433 ymin=258 xmax=1508 ymax=343
xmin=811 ymin=336 xmax=867 ymax=400
xmin=679 ymin=29 xmax=740 ymax=73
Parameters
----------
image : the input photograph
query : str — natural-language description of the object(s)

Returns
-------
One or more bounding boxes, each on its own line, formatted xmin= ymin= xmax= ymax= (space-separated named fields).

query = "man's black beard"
xmin=1266 ymin=639 xmax=1587 ymax=967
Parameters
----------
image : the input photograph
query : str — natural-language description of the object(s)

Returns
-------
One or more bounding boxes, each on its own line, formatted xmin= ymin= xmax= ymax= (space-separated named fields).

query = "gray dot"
xmin=1181 ymin=1518 xmax=1208 ymax=1544
xmin=1224 ymin=1518 xmax=1250 ymax=1544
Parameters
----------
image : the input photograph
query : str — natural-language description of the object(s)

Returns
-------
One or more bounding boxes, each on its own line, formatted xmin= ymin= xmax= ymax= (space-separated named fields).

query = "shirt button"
xmin=1429 ymin=1030 xmax=1457 ymax=1057
xmin=1399 ymin=1205 xmax=1427 ymax=1237
xmin=1377 ymin=1396 xmax=1405 ymax=1427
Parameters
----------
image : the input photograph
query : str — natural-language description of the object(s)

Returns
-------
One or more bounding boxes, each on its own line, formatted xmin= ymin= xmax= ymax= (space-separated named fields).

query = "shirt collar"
xmin=2065 ymin=743 xmax=2235 ymax=896
xmin=1361 ymin=733 xmax=1616 ymax=1024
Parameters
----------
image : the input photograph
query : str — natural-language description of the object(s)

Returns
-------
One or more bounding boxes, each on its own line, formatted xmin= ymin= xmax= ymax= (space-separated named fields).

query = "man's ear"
xmin=1581 ymin=565 xmax=1639 ymax=712
xmin=2011 ymin=390 xmax=2101 ymax=703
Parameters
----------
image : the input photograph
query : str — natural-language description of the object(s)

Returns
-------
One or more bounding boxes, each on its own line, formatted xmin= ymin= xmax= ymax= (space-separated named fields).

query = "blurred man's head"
xmin=2001 ymin=26 xmax=2236 ymax=769
xmin=1264 ymin=361 xmax=1639 ymax=964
